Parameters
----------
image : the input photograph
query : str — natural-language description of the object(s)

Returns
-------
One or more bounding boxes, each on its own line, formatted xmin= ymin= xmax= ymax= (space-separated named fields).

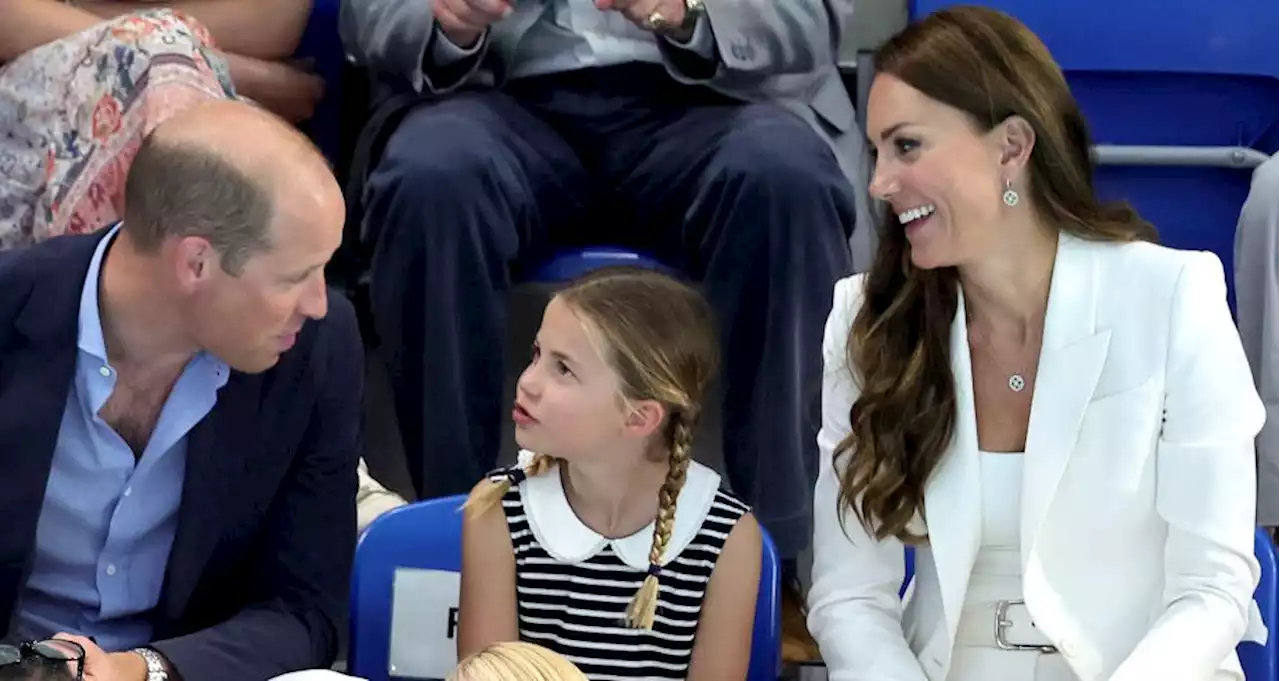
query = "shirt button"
xmin=98 ymin=366 xmax=111 ymax=377
xmin=105 ymin=564 xmax=117 ymax=576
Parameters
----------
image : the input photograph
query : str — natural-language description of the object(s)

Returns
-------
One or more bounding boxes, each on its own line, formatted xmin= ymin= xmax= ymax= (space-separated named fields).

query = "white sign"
xmin=388 ymin=568 xmax=463 ymax=679
xmin=271 ymin=672 xmax=367 ymax=681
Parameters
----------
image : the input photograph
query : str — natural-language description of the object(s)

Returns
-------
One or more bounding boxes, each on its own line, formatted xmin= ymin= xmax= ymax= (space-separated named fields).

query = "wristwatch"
xmin=132 ymin=648 xmax=170 ymax=681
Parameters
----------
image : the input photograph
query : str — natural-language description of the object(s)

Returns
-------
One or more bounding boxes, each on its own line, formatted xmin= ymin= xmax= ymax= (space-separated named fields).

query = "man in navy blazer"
xmin=0 ymin=101 xmax=361 ymax=681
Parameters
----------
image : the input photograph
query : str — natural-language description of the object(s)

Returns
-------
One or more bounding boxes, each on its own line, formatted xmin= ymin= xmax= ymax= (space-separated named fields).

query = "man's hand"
xmin=434 ymin=0 xmax=512 ymax=50
xmin=51 ymin=634 xmax=148 ymax=681
xmin=596 ymin=0 xmax=688 ymax=38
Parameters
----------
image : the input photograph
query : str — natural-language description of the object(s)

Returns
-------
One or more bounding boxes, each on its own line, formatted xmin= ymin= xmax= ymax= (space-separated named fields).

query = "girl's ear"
xmin=622 ymin=399 xmax=666 ymax=440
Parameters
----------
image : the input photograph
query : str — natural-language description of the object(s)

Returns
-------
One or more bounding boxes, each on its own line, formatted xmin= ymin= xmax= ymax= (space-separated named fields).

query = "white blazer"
xmin=807 ymin=233 xmax=1265 ymax=681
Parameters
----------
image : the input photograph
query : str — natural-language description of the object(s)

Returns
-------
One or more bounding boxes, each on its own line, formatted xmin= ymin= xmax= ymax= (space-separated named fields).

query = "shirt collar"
xmin=515 ymin=449 xmax=721 ymax=571
xmin=76 ymin=224 xmax=119 ymax=361
xmin=77 ymin=223 xmax=230 ymax=386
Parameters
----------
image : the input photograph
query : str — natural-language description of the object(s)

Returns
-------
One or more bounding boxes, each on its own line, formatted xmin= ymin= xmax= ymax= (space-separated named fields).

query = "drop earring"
xmin=1002 ymin=178 xmax=1020 ymax=207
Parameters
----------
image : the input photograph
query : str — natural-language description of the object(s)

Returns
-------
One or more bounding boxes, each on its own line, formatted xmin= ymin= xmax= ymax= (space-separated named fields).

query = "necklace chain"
xmin=970 ymin=326 xmax=1039 ymax=393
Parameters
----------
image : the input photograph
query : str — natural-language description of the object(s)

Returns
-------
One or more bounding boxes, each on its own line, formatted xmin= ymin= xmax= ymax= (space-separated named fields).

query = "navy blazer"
xmin=0 ymin=232 xmax=363 ymax=680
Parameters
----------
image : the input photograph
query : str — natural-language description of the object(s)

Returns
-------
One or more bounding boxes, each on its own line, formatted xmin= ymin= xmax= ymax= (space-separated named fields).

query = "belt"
xmin=954 ymin=599 xmax=1059 ymax=653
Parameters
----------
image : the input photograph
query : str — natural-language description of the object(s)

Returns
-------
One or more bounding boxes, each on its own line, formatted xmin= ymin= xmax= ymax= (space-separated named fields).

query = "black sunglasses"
xmin=0 ymin=639 xmax=86 ymax=681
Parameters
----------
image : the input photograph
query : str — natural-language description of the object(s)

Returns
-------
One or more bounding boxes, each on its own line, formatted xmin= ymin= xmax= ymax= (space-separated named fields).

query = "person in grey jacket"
xmin=339 ymin=0 xmax=872 ymax=607
xmin=1235 ymin=153 xmax=1278 ymax=533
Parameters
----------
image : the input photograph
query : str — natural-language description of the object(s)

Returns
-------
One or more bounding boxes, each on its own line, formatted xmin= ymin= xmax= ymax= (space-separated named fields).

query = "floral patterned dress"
xmin=0 ymin=8 xmax=235 ymax=249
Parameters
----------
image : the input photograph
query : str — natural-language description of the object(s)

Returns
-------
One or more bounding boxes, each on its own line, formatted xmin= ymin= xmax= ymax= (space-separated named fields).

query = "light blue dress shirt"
xmin=16 ymin=226 xmax=229 ymax=651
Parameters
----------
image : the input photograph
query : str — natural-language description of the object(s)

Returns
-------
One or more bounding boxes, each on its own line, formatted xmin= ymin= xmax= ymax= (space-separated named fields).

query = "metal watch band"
xmin=132 ymin=648 xmax=170 ymax=681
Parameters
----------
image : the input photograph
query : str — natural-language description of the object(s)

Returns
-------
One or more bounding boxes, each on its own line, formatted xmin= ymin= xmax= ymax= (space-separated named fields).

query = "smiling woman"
xmin=808 ymin=6 xmax=1263 ymax=681
xmin=849 ymin=4 xmax=1157 ymax=539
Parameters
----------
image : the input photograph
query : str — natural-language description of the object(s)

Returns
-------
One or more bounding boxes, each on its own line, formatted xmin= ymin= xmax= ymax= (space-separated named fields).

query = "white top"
xmin=951 ymin=453 xmax=1075 ymax=680
xmin=977 ymin=451 xmax=1023 ymax=551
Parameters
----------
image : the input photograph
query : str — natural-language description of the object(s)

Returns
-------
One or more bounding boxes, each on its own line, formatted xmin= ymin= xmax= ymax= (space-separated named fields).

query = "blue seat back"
xmin=907 ymin=0 xmax=1279 ymax=310
xmin=349 ymin=496 xmax=465 ymax=679
xmin=350 ymin=494 xmax=782 ymax=680
xmin=525 ymin=247 xmax=673 ymax=284
xmin=1241 ymin=528 xmax=1278 ymax=681
xmin=751 ymin=530 xmax=782 ymax=681
xmin=902 ymin=546 xmax=915 ymax=598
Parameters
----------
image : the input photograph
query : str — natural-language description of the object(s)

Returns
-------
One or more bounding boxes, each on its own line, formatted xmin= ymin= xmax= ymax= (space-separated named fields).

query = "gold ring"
xmin=645 ymin=10 xmax=667 ymax=30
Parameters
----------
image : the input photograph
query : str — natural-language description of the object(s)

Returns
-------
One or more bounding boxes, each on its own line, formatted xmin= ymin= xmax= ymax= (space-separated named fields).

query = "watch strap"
xmin=131 ymin=648 xmax=170 ymax=681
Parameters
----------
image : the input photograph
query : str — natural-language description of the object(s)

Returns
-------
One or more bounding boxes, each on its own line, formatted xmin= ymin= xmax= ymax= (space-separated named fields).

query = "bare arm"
xmin=220 ymin=51 xmax=325 ymax=123
xmin=458 ymin=481 xmax=520 ymax=659
xmin=79 ymin=0 xmax=311 ymax=60
xmin=686 ymin=512 xmax=763 ymax=681
xmin=0 ymin=0 xmax=103 ymax=63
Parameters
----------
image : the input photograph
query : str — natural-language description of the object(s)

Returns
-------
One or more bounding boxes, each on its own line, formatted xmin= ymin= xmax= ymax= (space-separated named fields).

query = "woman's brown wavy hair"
xmin=837 ymin=6 xmax=1157 ymax=543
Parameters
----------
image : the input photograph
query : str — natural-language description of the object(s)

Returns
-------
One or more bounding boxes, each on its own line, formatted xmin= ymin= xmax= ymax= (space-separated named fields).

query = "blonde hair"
xmin=464 ymin=267 xmax=719 ymax=629
xmin=447 ymin=642 xmax=588 ymax=681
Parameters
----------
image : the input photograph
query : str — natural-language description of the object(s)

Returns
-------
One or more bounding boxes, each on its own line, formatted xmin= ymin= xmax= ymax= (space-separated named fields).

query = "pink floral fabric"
xmin=0 ymin=9 xmax=234 ymax=249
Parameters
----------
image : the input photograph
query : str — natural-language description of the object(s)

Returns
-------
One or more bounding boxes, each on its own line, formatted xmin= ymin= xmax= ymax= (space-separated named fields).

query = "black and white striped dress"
xmin=492 ymin=452 xmax=750 ymax=680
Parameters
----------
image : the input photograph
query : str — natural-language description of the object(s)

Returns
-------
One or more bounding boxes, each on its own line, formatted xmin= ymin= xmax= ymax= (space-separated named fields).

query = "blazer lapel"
xmin=1020 ymin=234 xmax=1111 ymax=567
xmin=0 ymin=235 xmax=101 ymax=632
xmin=0 ymin=234 xmax=102 ymax=563
xmin=160 ymin=370 xmax=261 ymax=621
xmin=924 ymin=292 xmax=983 ymax=651
xmin=0 ymin=327 xmax=76 ymax=563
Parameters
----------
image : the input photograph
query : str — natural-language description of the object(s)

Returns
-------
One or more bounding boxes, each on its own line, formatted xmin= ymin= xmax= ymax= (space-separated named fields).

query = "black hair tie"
xmin=646 ymin=563 xmax=662 ymax=578
xmin=504 ymin=467 xmax=527 ymax=485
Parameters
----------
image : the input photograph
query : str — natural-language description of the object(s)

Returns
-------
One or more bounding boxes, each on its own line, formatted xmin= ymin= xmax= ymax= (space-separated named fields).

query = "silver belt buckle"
xmin=994 ymin=599 xmax=1058 ymax=653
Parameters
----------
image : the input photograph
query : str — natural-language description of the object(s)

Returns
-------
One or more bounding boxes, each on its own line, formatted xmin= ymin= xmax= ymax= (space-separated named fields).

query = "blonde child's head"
xmin=447 ymin=642 xmax=588 ymax=681
xmin=465 ymin=266 xmax=719 ymax=629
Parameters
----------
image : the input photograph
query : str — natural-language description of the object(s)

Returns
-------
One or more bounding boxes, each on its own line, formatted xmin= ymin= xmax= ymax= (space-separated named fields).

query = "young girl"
xmin=458 ymin=267 xmax=763 ymax=681
xmin=448 ymin=642 xmax=588 ymax=681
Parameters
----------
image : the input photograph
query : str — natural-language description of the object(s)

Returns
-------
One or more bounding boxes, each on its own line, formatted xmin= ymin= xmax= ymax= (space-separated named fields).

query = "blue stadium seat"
xmin=902 ymin=546 xmax=915 ymax=598
xmin=752 ymin=530 xmax=782 ymax=681
xmin=907 ymin=0 xmax=1279 ymax=310
xmin=349 ymin=495 xmax=464 ymax=680
xmin=350 ymin=494 xmax=783 ymax=680
xmin=525 ymin=247 xmax=673 ymax=284
xmin=1241 ymin=528 xmax=1278 ymax=681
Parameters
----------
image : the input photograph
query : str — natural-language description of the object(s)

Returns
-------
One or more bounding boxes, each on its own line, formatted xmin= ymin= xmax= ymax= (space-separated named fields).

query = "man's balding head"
xmin=122 ymin=100 xmax=339 ymax=274
xmin=115 ymin=101 xmax=344 ymax=373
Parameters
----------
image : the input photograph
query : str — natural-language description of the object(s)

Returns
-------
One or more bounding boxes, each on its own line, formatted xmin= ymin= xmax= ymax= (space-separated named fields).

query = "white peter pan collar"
xmin=515 ymin=449 xmax=722 ymax=572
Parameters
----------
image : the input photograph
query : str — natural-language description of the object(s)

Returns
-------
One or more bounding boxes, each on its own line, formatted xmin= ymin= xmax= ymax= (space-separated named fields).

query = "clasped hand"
xmin=433 ymin=0 xmax=687 ymax=47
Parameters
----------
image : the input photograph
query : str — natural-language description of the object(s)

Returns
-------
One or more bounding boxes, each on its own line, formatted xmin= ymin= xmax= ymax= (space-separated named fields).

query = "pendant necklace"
xmin=972 ymin=328 xmax=1037 ymax=393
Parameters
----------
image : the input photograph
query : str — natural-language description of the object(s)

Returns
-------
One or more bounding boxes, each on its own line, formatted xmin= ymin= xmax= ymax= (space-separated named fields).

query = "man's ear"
xmin=172 ymin=236 xmax=218 ymax=292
